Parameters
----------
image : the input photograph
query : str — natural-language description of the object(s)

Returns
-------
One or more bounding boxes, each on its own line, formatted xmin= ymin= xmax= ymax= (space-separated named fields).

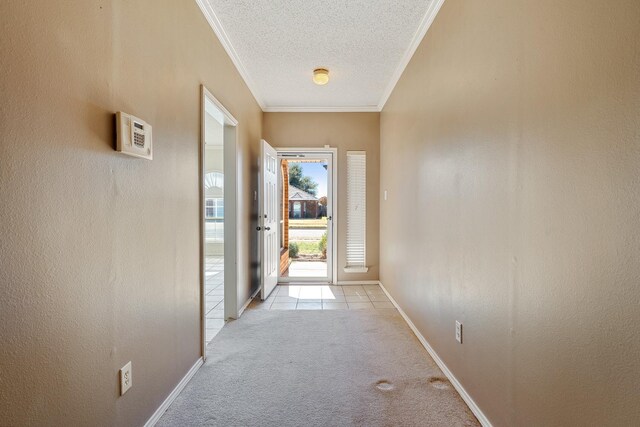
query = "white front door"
xmin=260 ymin=139 xmax=279 ymax=300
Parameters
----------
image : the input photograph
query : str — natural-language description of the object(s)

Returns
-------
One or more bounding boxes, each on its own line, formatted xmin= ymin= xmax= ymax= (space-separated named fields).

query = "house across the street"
xmin=288 ymin=185 xmax=322 ymax=219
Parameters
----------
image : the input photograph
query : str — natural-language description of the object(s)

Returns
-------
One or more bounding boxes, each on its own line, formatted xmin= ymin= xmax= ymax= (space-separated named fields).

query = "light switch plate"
xmin=455 ymin=321 xmax=462 ymax=344
xmin=120 ymin=361 xmax=132 ymax=395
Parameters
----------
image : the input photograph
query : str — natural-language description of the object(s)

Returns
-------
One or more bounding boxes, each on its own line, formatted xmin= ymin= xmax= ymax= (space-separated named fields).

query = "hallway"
xmin=158 ymin=307 xmax=479 ymax=426
xmin=3 ymin=1 xmax=640 ymax=426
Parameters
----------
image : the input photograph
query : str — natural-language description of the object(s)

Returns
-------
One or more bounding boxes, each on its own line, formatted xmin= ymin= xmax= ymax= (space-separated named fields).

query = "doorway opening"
xmin=201 ymin=86 xmax=238 ymax=356
xmin=277 ymin=149 xmax=336 ymax=284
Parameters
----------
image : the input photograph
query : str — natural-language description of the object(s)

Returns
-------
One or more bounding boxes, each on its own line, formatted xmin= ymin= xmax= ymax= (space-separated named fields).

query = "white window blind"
xmin=346 ymin=151 xmax=367 ymax=272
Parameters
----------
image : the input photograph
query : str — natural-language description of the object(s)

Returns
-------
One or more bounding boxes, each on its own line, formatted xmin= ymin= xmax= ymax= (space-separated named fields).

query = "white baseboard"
xmin=334 ymin=280 xmax=381 ymax=286
xmin=144 ymin=357 xmax=204 ymax=427
xmin=277 ymin=282 xmax=329 ymax=285
xmin=378 ymin=282 xmax=493 ymax=427
xmin=238 ymin=287 xmax=261 ymax=316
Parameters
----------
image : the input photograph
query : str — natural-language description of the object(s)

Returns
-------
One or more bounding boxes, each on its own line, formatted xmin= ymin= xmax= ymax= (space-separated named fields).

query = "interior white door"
xmin=260 ymin=139 xmax=279 ymax=300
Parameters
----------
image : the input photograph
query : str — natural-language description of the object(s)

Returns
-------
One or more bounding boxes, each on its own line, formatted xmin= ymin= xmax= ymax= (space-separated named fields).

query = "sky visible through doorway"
xmin=294 ymin=162 xmax=327 ymax=198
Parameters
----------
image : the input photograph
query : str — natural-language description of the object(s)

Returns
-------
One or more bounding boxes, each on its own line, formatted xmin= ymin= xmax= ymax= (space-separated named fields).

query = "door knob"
xmin=256 ymin=226 xmax=262 ymax=231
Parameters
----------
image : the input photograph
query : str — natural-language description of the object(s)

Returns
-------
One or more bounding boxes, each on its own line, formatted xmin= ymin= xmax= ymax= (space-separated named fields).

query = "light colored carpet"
xmin=157 ymin=309 xmax=479 ymax=427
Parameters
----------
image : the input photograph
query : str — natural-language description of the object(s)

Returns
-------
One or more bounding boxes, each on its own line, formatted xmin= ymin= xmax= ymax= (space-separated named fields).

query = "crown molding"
xmin=376 ymin=0 xmax=446 ymax=111
xmin=195 ymin=0 xmax=266 ymax=110
xmin=263 ymin=105 xmax=380 ymax=113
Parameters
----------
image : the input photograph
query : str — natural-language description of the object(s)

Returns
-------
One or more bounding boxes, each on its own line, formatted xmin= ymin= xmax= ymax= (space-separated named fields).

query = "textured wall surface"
xmin=0 ymin=1 xmax=261 ymax=425
xmin=380 ymin=0 xmax=640 ymax=425
xmin=263 ymin=113 xmax=380 ymax=282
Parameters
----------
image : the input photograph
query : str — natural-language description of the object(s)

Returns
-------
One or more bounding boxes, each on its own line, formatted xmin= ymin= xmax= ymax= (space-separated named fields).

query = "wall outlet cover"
xmin=120 ymin=361 xmax=132 ymax=395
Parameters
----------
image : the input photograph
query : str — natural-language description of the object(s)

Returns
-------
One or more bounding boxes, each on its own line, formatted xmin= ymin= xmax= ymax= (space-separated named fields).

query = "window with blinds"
xmin=345 ymin=151 xmax=368 ymax=272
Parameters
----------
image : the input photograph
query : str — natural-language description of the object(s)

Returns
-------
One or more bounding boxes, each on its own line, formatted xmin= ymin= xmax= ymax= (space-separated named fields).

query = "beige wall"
xmin=263 ymin=113 xmax=380 ymax=282
xmin=380 ymin=0 xmax=640 ymax=425
xmin=0 ymin=1 xmax=261 ymax=426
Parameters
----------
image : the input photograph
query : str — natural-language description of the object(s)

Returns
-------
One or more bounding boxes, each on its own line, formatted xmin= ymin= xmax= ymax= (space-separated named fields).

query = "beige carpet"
xmin=158 ymin=309 xmax=479 ymax=426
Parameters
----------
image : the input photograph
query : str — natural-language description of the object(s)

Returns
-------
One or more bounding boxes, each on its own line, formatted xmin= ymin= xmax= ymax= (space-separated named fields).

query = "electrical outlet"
xmin=120 ymin=361 xmax=132 ymax=395
xmin=455 ymin=321 xmax=463 ymax=343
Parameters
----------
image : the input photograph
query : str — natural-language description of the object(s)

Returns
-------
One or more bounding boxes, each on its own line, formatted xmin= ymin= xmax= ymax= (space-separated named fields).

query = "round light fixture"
xmin=313 ymin=68 xmax=329 ymax=85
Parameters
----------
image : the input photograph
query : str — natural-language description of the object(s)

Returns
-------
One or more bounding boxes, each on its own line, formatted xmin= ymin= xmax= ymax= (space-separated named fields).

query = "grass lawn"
xmin=292 ymin=241 xmax=322 ymax=255
xmin=289 ymin=218 xmax=328 ymax=229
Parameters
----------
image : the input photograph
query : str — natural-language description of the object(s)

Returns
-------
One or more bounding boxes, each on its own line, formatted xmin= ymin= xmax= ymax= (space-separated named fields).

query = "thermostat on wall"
xmin=116 ymin=112 xmax=153 ymax=160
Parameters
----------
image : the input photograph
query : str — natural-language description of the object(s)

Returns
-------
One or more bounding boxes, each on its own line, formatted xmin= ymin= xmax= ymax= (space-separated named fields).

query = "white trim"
xmin=376 ymin=0 xmax=446 ymax=111
xmin=223 ymin=125 xmax=239 ymax=321
xmin=378 ymin=281 xmax=493 ymax=427
xmin=331 ymin=150 xmax=338 ymax=285
xmin=334 ymin=280 xmax=381 ymax=286
xmin=276 ymin=147 xmax=338 ymax=285
xmin=276 ymin=147 xmax=339 ymax=153
xmin=343 ymin=267 xmax=369 ymax=274
xmin=278 ymin=277 xmax=332 ymax=284
xmin=201 ymin=85 xmax=239 ymax=357
xmin=199 ymin=89 xmax=206 ymax=359
xmin=263 ymin=105 xmax=380 ymax=113
xmin=144 ymin=357 xmax=204 ymax=427
xmin=204 ymin=94 xmax=238 ymax=127
xmin=278 ymin=281 xmax=333 ymax=286
xmin=195 ymin=0 xmax=265 ymax=110
xmin=238 ymin=287 xmax=261 ymax=317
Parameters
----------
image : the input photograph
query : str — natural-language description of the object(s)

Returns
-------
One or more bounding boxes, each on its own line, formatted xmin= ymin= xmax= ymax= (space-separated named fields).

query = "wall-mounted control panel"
xmin=116 ymin=112 xmax=153 ymax=160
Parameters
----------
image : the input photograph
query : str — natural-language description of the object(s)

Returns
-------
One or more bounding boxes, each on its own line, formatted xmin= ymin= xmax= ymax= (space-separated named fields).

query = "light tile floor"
xmin=281 ymin=261 xmax=328 ymax=278
xmin=205 ymin=256 xmax=225 ymax=343
xmin=248 ymin=284 xmax=396 ymax=311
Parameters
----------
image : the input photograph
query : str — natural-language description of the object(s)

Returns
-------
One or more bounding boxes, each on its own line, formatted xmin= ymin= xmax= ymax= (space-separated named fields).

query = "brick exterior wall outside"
xmin=288 ymin=200 xmax=319 ymax=218
xmin=281 ymin=160 xmax=289 ymax=248
xmin=280 ymin=160 xmax=290 ymax=275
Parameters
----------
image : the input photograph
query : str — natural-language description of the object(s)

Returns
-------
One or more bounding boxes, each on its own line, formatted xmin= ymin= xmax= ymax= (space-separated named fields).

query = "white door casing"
xmin=260 ymin=139 xmax=279 ymax=300
xmin=276 ymin=148 xmax=335 ymax=284
xmin=200 ymin=85 xmax=238 ymax=359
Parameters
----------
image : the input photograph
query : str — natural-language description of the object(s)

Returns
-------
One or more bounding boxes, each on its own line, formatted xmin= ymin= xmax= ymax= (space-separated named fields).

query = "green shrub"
xmin=318 ymin=232 xmax=327 ymax=259
xmin=289 ymin=242 xmax=299 ymax=258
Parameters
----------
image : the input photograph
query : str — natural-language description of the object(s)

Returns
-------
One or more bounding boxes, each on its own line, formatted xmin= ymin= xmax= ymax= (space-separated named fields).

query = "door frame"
xmin=275 ymin=147 xmax=338 ymax=285
xmin=200 ymin=85 xmax=239 ymax=359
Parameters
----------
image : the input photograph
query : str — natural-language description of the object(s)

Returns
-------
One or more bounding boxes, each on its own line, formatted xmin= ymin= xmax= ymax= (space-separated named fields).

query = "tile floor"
xmin=206 ymin=276 xmax=395 ymax=346
xmin=205 ymin=256 xmax=224 ymax=343
xmin=280 ymin=261 xmax=328 ymax=278
xmin=248 ymin=284 xmax=396 ymax=311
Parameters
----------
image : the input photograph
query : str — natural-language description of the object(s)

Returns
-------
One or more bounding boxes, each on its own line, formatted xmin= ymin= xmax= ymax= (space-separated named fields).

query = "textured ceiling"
xmin=198 ymin=0 xmax=440 ymax=111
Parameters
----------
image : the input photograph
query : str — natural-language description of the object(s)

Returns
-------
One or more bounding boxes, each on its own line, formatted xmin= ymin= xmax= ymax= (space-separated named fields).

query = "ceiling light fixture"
xmin=313 ymin=68 xmax=329 ymax=85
